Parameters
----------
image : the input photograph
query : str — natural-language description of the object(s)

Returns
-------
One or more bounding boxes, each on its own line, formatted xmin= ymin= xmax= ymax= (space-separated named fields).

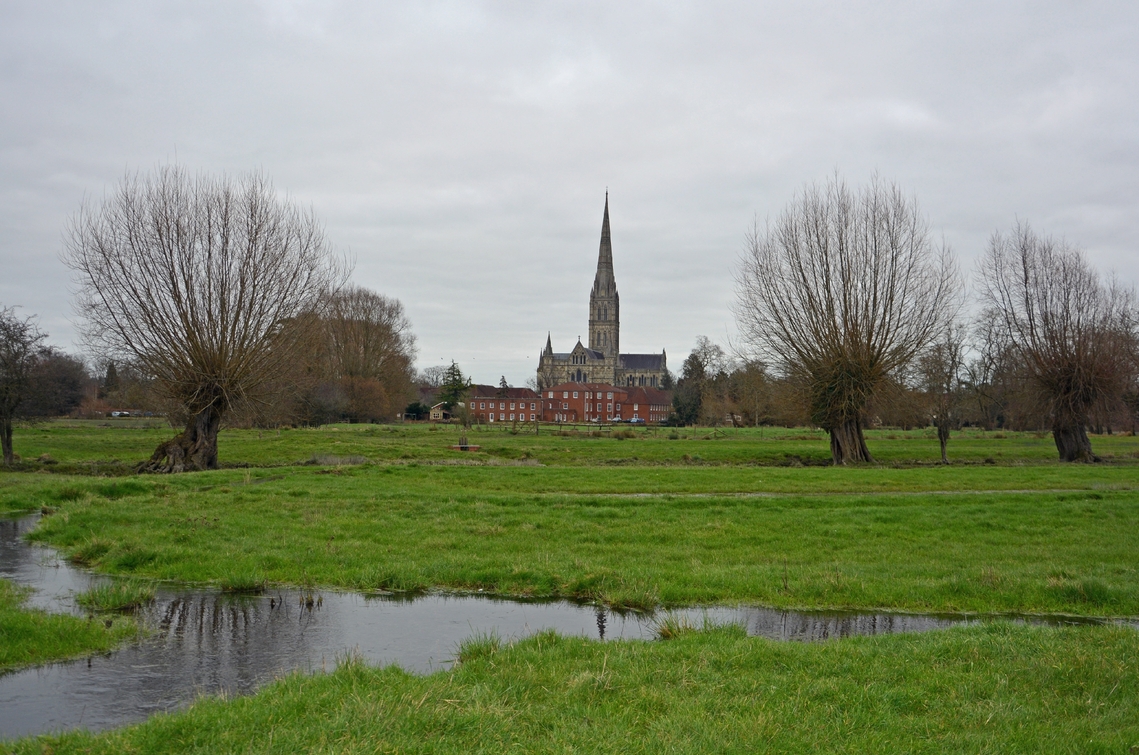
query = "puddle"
xmin=1 ymin=514 xmax=1133 ymax=739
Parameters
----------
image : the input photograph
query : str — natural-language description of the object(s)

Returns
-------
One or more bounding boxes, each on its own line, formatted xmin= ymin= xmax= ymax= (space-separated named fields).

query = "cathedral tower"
xmin=588 ymin=193 xmax=620 ymax=358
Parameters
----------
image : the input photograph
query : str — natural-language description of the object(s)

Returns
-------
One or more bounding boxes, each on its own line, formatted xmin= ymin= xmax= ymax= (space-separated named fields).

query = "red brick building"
xmin=541 ymin=383 xmax=672 ymax=424
xmin=467 ymin=385 xmax=541 ymax=424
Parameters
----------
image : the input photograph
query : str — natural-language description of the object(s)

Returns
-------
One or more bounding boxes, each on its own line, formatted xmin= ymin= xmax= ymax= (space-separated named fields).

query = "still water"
xmin=1 ymin=514 xmax=1131 ymax=739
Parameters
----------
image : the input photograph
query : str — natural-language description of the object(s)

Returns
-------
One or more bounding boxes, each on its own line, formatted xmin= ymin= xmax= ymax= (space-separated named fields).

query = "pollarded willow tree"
xmin=977 ymin=222 xmax=1136 ymax=462
xmin=734 ymin=175 xmax=959 ymax=464
xmin=64 ymin=166 xmax=346 ymax=472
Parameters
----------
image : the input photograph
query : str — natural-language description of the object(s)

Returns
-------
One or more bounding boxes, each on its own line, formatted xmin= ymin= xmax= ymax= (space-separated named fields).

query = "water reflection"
xmin=1 ymin=513 xmax=1133 ymax=739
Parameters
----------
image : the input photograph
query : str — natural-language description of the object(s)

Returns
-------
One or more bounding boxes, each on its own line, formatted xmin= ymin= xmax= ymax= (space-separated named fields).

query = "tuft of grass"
xmin=455 ymin=630 xmax=502 ymax=664
xmin=652 ymin=611 xmax=741 ymax=640
xmin=219 ymin=574 xmax=268 ymax=593
xmin=75 ymin=581 xmax=156 ymax=612
xmin=652 ymin=611 xmax=698 ymax=639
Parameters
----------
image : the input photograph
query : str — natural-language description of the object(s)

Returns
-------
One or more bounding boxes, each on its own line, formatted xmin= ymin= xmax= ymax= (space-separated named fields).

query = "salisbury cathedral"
xmin=537 ymin=195 xmax=668 ymax=390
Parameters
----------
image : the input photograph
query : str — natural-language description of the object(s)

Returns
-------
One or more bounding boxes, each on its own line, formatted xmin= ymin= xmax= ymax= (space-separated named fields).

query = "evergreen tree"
xmin=102 ymin=361 xmax=119 ymax=398
xmin=438 ymin=361 xmax=468 ymax=409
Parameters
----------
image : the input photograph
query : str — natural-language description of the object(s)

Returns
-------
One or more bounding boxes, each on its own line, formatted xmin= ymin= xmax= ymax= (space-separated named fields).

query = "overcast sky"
xmin=2 ymin=1 xmax=1136 ymax=386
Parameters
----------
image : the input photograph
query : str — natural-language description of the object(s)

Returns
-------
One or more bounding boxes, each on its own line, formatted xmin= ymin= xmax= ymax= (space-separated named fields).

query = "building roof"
xmin=468 ymin=385 xmax=540 ymax=400
xmin=546 ymin=382 xmax=624 ymax=394
xmin=620 ymin=353 xmax=666 ymax=370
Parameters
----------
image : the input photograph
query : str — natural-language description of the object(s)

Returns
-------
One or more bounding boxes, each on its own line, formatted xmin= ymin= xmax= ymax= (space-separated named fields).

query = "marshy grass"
xmin=218 ymin=574 xmax=268 ymax=593
xmin=651 ymin=610 xmax=739 ymax=640
xmin=75 ymin=581 xmax=155 ymax=613
xmin=8 ymin=623 xmax=1138 ymax=753
xmin=0 ymin=578 xmax=137 ymax=672
xmin=10 ymin=464 xmax=1139 ymax=616
xmin=455 ymin=629 xmax=503 ymax=663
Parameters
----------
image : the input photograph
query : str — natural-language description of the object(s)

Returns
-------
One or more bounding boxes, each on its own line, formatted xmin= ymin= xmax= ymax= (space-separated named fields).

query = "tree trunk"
xmin=1052 ymin=419 xmax=1098 ymax=463
xmin=829 ymin=418 xmax=872 ymax=464
xmin=140 ymin=406 xmax=222 ymax=473
xmin=1 ymin=417 xmax=13 ymax=466
xmin=936 ymin=419 xmax=950 ymax=464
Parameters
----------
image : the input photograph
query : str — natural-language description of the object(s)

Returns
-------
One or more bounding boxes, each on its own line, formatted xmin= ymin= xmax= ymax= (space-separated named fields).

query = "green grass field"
xmin=2 ymin=421 xmax=1138 ymax=752
xmin=9 ymin=418 xmax=1139 ymax=470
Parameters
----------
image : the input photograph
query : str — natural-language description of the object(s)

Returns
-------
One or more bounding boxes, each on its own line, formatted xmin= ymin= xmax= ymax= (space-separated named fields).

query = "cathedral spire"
xmin=589 ymin=192 xmax=619 ymax=358
xmin=597 ymin=191 xmax=612 ymax=271
xmin=545 ymin=332 xmax=553 ymax=355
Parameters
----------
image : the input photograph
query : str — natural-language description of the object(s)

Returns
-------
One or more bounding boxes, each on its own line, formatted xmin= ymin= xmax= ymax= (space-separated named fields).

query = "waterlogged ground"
xmin=1 ymin=513 xmax=1133 ymax=740
xmin=5 ymin=464 xmax=1137 ymax=615
xmin=1 ymin=423 xmax=1137 ymax=752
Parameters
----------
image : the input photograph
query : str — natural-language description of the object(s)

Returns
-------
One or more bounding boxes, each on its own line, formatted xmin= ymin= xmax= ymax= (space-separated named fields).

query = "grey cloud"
xmin=2 ymin=1 xmax=1136 ymax=385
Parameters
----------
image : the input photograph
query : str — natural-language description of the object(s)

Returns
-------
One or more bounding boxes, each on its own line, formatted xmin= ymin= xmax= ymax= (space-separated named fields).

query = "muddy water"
xmin=1 ymin=514 xmax=1131 ymax=739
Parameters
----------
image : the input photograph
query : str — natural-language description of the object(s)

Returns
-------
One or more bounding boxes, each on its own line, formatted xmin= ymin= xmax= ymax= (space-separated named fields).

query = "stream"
xmin=2 ymin=513 xmax=1132 ymax=739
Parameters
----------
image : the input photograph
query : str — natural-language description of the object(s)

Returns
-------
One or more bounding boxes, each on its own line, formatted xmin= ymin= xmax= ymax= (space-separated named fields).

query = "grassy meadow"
xmin=2 ymin=420 xmax=1138 ymax=752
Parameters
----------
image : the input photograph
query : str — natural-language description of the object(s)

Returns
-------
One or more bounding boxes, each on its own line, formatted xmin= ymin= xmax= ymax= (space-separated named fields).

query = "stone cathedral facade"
xmin=537 ymin=196 xmax=668 ymax=390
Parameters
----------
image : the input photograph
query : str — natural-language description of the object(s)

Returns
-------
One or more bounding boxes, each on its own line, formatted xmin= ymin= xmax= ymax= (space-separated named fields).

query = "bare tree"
xmin=64 ymin=166 xmax=345 ymax=471
xmin=0 ymin=307 xmax=47 ymax=465
xmin=310 ymin=286 xmax=417 ymax=423
xmin=735 ymin=175 xmax=959 ymax=464
xmin=977 ymin=222 xmax=1136 ymax=461
xmin=418 ymin=365 xmax=449 ymax=388
xmin=918 ymin=323 xmax=967 ymax=463
xmin=729 ymin=360 xmax=771 ymax=427
xmin=323 ymin=287 xmax=416 ymax=384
